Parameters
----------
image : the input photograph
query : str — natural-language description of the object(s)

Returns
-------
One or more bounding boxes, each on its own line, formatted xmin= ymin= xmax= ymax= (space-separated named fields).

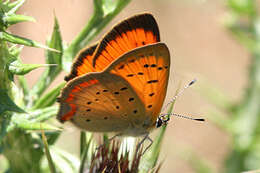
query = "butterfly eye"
xmin=156 ymin=115 xmax=170 ymax=128
xmin=156 ymin=117 xmax=163 ymax=128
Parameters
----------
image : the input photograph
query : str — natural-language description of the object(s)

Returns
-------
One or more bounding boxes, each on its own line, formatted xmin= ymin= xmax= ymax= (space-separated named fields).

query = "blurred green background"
xmin=3 ymin=0 xmax=259 ymax=172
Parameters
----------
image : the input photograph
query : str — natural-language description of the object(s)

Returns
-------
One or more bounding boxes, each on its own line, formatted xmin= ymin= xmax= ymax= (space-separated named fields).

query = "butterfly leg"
xmin=136 ymin=134 xmax=153 ymax=155
xmin=96 ymin=133 xmax=122 ymax=151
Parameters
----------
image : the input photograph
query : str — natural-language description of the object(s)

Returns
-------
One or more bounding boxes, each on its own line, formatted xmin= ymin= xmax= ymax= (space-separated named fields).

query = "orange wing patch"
xmin=93 ymin=13 xmax=160 ymax=71
xmin=58 ymin=79 xmax=99 ymax=121
xmin=64 ymin=44 xmax=98 ymax=81
xmin=106 ymin=43 xmax=170 ymax=127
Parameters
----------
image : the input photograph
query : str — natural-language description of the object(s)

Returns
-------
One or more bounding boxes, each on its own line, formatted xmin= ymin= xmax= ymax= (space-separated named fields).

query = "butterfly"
xmin=57 ymin=13 xmax=170 ymax=137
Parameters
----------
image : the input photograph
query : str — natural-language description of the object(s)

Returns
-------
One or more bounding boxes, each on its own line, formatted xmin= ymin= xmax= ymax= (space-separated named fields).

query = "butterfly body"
xmin=57 ymin=13 xmax=170 ymax=137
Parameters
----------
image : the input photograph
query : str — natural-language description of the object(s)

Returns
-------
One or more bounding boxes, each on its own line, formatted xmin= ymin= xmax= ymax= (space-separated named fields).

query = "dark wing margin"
xmin=92 ymin=13 xmax=160 ymax=71
xmin=64 ymin=43 xmax=98 ymax=81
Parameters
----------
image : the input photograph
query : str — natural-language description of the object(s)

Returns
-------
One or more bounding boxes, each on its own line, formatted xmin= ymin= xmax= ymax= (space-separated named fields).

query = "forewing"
xmin=93 ymin=13 xmax=160 ymax=71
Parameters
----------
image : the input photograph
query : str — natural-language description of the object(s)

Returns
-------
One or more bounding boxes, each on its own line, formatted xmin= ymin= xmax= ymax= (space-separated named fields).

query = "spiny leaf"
xmin=0 ymin=89 xmax=25 ymax=114
xmin=6 ymin=0 xmax=25 ymax=14
xmin=15 ymin=122 xmax=60 ymax=131
xmin=25 ymin=106 xmax=58 ymax=122
xmin=79 ymin=132 xmax=93 ymax=173
xmin=41 ymin=129 xmax=57 ymax=173
xmin=32 ymin=83 xmax=65 ymax=110
xmin=140 ymin=102 xmax=174 ymax=173
xmin=9 ymin=60 xmax=57 ymax=75
xmin=17 ymin=76 xmax=29 ymax=97
xmin=30 ymin=16 xmax=63 ymax=98
xmin=46 ymin=15 xmax=63 ymax=66
xmin=5 ymin=14 xmax=35 ymax=25
xmin=0 ymin=31 xmax=59 ymax=52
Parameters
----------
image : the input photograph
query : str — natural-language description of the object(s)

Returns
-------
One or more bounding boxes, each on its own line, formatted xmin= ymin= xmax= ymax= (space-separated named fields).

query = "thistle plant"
xmin=0 ymin=0 xmax=169 ymax=172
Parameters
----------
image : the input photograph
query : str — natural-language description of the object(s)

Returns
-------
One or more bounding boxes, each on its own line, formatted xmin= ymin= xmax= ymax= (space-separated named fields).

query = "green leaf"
xmin=30 ymin=16 xmax=63 ymax=99
xmin=17 ymin=76 xmax=29 ymax=97
xmin=0 ymin=31 xmax=59 ymax=52
xmin=8 ymin=44 xmax=23 ymax=57
xmin=6 ymin=0 xmax=26 ymax=14
xmin=33 ymin=83 xmax=65 ymax=110
xmin=6 ymin=106 xmax=58 ymax=131
xmin=5 ymin=14 xmax=35 ymax=25
xmin=140 ymin=101 xmax=175 ymax=173
xmin=9 ymin=60 xmax=57 ymax=75
xmin=42 ymin=129 xmax=57 ymax=173
xmin=0 ymin=115 xmax=11 ymax=144
xmin=46 ymin=16 xmax=63 ymax=66
xmin=27 ymin=106 xmax=58 ymax=122
xmin=80 ymin=131 xmax=86 ymax=158
xmin=16 ymin=122 xmax=60 ymax=131
xmin=79 ymin=132 xmax=93 ymax=173
xmin=0 ymin=89 xmax=25 ymax=114
xmin=44 ymin=131 xmax=60 ymax=146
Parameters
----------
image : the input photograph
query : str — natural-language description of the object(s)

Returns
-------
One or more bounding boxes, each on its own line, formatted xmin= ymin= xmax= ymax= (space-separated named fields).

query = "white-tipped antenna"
xmin=162 ymin=79 xmax=197 ymax=112
xmin=161 ymin=113 xmax=205 ymax=122
xmin=156 ymin=112 xmax=205 ymax=128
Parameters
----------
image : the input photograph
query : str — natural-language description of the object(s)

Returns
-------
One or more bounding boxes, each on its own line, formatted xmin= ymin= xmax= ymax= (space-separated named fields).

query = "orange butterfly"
xmin=57 ymin=13 xmax=170 ymax=137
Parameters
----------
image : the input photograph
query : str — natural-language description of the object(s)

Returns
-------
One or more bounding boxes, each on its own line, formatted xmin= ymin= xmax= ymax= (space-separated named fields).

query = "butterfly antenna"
xmin=156 ymin=113 xmax=205 ymax=128
xmin=163 ymin=113 xmax=205 ymax=121
xmin=162 ymin=78 xmax=197 ymax=112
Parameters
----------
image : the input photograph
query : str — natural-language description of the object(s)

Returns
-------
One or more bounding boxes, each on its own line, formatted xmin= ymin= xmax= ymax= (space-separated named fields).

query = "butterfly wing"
xmin=64 ymin=43 xmax=98 ymax=81
xmin=65 ymin=13 xmax=160 ymax=81
xmin=57 ymin=72 xmax=147 ymax=134
xmin=58 ymin=13 xmax=170 ymax=136
xmin=93 ymin=13 xmax=160 ymax=71
xmin=105 ymin=43 xmax=170 ymax=130
xmin=57 ymin=43 xmax=170 ymax=136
